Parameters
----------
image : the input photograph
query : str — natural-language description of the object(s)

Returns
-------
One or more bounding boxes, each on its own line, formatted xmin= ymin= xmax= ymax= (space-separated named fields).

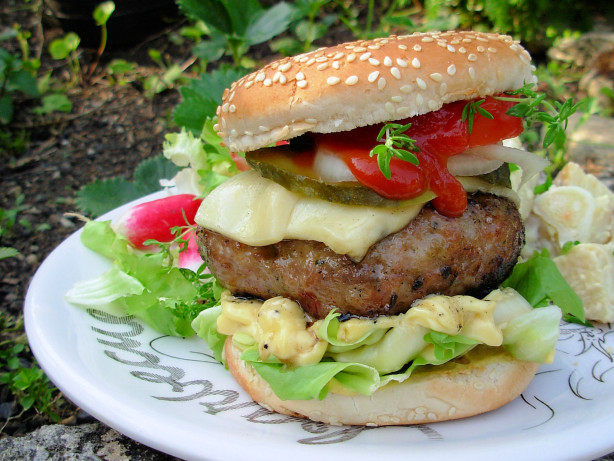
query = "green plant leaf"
xmin=0 ymin=247 xmax=19 ymax=259
xmin=133 ymin=155 xmax=180 ymax=194
xmin=173 ymin=67 xmax=246 ymax=133
xmin=32 ymin=93 xmax=72 ymax=115
xmin=93 ymin=1 xmax=116 ymax=26
xmin=224 ymin=0 xmax=265 ymax=37
xmin=8 ymin=69 xmax=39 ymax=97
xmin=48 ymin=33 xmax=80 ymax=60
xmin=0 ymin=94 xmax=13 ymax=124
xmin=177 ymin=0 xmax=233 ymax=34
xmin=76 ymin=177 xmax=141 ymax=217
xmin=245 ymin=2 xmax=294 ymax=45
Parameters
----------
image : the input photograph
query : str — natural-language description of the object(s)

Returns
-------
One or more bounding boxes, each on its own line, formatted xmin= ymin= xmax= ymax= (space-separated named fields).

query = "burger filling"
xmin=192 ymin=96 xmax=559 ymax=401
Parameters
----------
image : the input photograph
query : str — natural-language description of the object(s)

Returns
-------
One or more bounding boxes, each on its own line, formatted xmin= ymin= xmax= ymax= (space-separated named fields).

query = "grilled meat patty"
xmin=197 ymin=193 xmax=524 ymax=319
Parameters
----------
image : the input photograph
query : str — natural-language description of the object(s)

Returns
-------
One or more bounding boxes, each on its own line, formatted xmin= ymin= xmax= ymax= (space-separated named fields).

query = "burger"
xmin=190 ymin=31 xmax=562 ymax=426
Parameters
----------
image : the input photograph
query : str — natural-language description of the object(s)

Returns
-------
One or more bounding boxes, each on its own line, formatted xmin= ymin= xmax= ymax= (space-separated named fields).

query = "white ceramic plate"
xmin=25 ymin=193 xmax=614 ymax=461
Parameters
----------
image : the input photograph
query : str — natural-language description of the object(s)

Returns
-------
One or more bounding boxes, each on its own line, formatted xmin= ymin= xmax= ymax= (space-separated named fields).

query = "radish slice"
xmin=178 ymin=230 xmax=205 ymax=272
xmin=112 ymin=194 xmax=203 ymax=249
xmin=462 ymin=145 xmax=549 ymax=188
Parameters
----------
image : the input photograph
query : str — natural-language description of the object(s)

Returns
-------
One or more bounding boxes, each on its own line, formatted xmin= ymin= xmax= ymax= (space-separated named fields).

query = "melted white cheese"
xmin=195 ymin=171 xmax=423 ymax=260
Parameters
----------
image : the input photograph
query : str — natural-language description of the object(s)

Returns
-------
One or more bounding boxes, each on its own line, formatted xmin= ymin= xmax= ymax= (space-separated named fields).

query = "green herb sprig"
xmin=369 ymin=122 xmax=420 ymax=179
xmin=497 ymin=83 xmax=586 ymax=149
xmin=461 ymin=99 xmax=494 ymax=134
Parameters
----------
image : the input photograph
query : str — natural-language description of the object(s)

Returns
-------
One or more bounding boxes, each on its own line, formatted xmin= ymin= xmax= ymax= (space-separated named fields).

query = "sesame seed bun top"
xmin=215 ymin=31 xmax=537 ymax=153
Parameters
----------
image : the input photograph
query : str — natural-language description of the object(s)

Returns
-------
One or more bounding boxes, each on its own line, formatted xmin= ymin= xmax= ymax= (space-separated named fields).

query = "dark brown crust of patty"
xmin=197 ymin=193 xmax=524 ymax=319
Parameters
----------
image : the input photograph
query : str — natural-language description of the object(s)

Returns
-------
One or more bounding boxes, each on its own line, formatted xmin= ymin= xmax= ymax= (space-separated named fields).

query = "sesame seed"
xmin=477 ymin=46 xmax=485 ymax=52
xmin=229 ymin=91 xmax=235 ymax=101
xmin=390 ymin=67 xmax=401 ymax=79
xmin=447 ymin=45 xmax=456 ymax=52
xmin=279 ymin=62 xmax=291 ymax=72
xmin=413 ymin=44 xmax=422 ymax=51
xmin=306 ymin=58 xmax=316 ymax=66
xmin=416 ymin=77 xmax=427 ymax=90
xmin=345 ymin=75 xmax=359 ymax=85
xmin=468 ymin=67 xmax=476 ymax=80
xmin=280 ymin=74 xmax=287 ymax=84
xmin=221 ymin=118 xmax=226 ymax=128
xmin=385 ymin=102 xmax=395 ymax=114
xmin=222 ymin=103 xmax=229 ymax=113
xmin=229 ymin=104 xmax=236 ymax=113
xmin=263 ymin=78 xmax=272 ymax=86
xmin=296 ymin=72 xmax=305 ymax=80
xmin=354 ymin=46 xmax=367 ymax=52
xmin=299 ymin=56 xmax=308 ymax=63
xmin=213 ymin=123 xmax=219 ymax=131
xmin=347 ymin=53 xmax=356 ymax=62
xmin=468 ymin=53 xmax=478 ymax=61
xmin=437 ymin=41 xmax=447 ymax=48
xmin=259 ymin=126 xmax=270 ymax=132
xmin=422 ymin=36 xmax=434 ymax=42
xmin=327 ymin=76 xmax=340 ymax=85
xmin=459 ymin=47 xmax=467 ymax=54
xmin=391 ymin=95 xmax=403 ymax=103
xmin=296 ymin=79 xmax=307 ymax=88
xmin=477 ymin=36 xmax=489 ymax=42
xmin=397 ymin=106 xmax=410 ymax=115
xmin=416 ymin=93 xmax=424 ymax=105
xmin=332 ymin=61 xmax=340 ymax=69
xmin=377 ymin=77 xmax=387 ymax=90
xmin=255 ymin=73 xmax=265 ymax=82
xmin=368 ymin=71 xmax=379 ymax=82
xmin=411 ymin=57 xmax=421 ymax=68
xmin=215 ymin=106 xmax=221 ymax=116
xmin=400 ymin=84 xmax=412 ymax=93
xmin=439 ymin=82 xmax=448 ymax=95
xmin=398 ymin=44 xmax=408 ymax=50
xmin=429 ymin=72 xmax=443 ymax=82
xmin=510 ymin=44 xmax=519 ymax=52
xmin=396 ymin=58 xmax=408 ymax=67
xmin=368 ymin=58 xmax=380 ymax=66
xmin=462 ymin=38 xmax=472 ymax=43
xmin=316 ymin=56 xmax=328 ymax=63
xmin=384 ymin=56 xmax=393 ymax=66
xmin=488 ymin=47 xmax=497 ymax=53
xmin=333 ymin=52 xmax=344 ymax=60
xmin=360 ymin=52 xmax=371 ymax=61
xmin=368 ymin=44 xmax=380 ymax=50
xmin=317 ymin=62 xmax=329 ymax=70
xmin=273 ymin=71 xmax=281 ymax=82
xmin=447 ymin=64 xmax=456 ymax=76
xmin=244 ymin=131 xmax=253 ymax=136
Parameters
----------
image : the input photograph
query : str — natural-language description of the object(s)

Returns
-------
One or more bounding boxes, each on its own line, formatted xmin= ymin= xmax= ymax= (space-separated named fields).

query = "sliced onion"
xmin=462 ymin=145 xmax=549 ymax=188
xmin=313 ymin=147 xmax=357 ymax=182
xmin=447 ymin=154 xmax=503 ymax=177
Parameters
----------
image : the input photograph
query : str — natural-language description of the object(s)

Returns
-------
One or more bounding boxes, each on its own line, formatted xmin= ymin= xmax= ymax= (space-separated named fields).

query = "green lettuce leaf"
xmin=502 ymin=249 xmax=586 ymax=323
xmin=241 ymin=349 xmax=380 ymax=400
xmin=191 ymin=305 xmax=226 ymax=362
xmin=70 ymin=220 xmax=219 ymax=337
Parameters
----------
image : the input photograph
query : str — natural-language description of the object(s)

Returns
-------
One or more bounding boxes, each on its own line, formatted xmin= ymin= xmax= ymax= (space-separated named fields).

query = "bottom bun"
xmin=224 ymin=338 xmax=540 ymax=426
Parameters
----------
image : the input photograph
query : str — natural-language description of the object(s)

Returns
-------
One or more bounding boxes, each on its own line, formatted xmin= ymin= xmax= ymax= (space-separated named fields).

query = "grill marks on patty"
xmin=197 ymin=193 xmax=524 ymax=319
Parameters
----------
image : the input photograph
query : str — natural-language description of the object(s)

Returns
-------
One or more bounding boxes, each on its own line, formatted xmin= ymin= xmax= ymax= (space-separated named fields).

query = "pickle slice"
xmin=246 ymin=146 xmax=511 ymax=208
